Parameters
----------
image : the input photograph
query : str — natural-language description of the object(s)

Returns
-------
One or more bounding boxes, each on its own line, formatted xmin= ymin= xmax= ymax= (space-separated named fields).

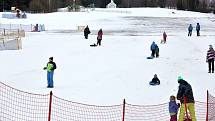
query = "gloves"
xmin=43 ymin=67 xmax=47 ymax=70
xmin=177 ymin=103 xmax=180 ymax=107
xmin=206 ymin=59 xmax=208 ymax=63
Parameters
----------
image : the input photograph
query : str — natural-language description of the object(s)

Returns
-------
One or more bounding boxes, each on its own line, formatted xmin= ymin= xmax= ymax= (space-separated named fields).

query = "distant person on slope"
xmin=177 ymin=76 xmax=196 ymax=121
xmin=16 ymin=8 xmax=21 ymax=18
xmin=188 ymin=24 xmax=193 ymax=36
xmin=84 ymin=25 xmax=91 ymax=39
xmin=196 ymin=23 xmax=200 ymax=36
xmin=97 ymin=29 xmax=103 ymax=46
xmin=206 ymin=45 xmax=215 ymax=73
xmin=43 ymin=57 xmax=57 ymax=88
xmin=169 ymin=95 xmax=180 ymax=121
xmin=149 ymin=74 xmax=160 ymax=85
xmin=155 ymin=44 xmax=159 ymax=58
xmin=161 ymin=31 xmax=167 ymax=43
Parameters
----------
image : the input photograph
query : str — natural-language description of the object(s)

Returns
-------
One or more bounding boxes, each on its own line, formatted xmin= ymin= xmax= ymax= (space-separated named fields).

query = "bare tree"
xmin=166 ymin=0 xmax=177 ymax=8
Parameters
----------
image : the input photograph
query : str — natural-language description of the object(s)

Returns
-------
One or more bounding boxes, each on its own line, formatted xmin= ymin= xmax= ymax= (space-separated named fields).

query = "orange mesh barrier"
xmin=208 ymin=92 xmax=215 ymax=121
xmin=0 ymin=82 xmax=212 ymax=121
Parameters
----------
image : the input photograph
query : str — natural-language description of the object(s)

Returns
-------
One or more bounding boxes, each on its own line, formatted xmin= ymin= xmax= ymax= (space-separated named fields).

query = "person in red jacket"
xmin=97 ymin=29 xmax=103 ymax=46
xmin=161 ymin=31 xmax=167 ymax=43
xmin=206 ymin=45 xmax=215 ymax=73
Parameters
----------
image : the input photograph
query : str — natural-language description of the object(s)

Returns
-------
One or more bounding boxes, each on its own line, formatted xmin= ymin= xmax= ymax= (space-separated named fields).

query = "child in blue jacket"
xmin=188 ymin=24 xmax=193 ymax=36
xmin=169 ymin=95 xmax=180 ymax=121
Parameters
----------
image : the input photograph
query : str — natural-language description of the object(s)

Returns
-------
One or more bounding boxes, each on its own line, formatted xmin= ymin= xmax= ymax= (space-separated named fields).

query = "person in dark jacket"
xmin=16 ymin=8 xmax=21 ymax=18
xmin=188 ymin=24 xmax=193 ymax=36
xmin=155 ymin=45 xmax=159 ymax=58
xmin=97 ymin=29 xmax=103 ymax=46
xmin=84 ymin=25 xmax=91 ymax=39
xmin=149 ymin=74 xmax=160 ymax=85
xmin=176 ymin=76 xmax=196 ymax=121
xmin=206 ymin=45 xmax=215 ymax=73
xmin=196 ymin=23 xmax=200 ymax=36
xmin=169 ymin=95 xmax=180 ymax=121
xmin=43 ymin=57 xmax=57 ymax=88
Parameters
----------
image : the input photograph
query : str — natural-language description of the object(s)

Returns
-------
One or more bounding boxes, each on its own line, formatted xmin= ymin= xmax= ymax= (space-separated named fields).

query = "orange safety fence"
xmin=0 ymin=81 xmax=213 ymax=121
xmin=207 ymin=90 xmax=215 ymax=121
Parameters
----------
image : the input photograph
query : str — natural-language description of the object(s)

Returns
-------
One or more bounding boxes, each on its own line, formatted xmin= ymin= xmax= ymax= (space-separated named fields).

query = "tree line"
xmin=0 ymin=0 xmax=214 ymax=13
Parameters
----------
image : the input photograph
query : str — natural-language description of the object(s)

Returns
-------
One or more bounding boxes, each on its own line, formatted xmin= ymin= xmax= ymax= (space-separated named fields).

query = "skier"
xmin=177 ymin=76 xmax=197 ymax=121
xmin=206 ymin=45 xmax=215 ymax=73
xmin=169 ymin=95 xmax=180 ymax=121
xmin=43 ymin=57 xmax=57 ymax=88
xmin=161 ymin=31 xmax=167 ymax=43
xmin=149 ymin=74 xmax=160 ymax=85
xmin=84 ymin=25 xmax=91 ymax=39
xmin=196 ymin=23 xmax=200 ymax=36
xmin=188 ymin=24 xmax=193 ymax=36
xmin=97 ymin=29 xmax=103 ymax=46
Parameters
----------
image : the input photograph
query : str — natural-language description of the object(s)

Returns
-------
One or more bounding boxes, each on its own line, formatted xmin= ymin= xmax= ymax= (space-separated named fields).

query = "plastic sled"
xmin=149 ymin=81 xmax=159 ymax=86
xmin=90 ymin=43 xmax=97 ymax=47
xmin=147 ymin=56 xmax=154 ymax=59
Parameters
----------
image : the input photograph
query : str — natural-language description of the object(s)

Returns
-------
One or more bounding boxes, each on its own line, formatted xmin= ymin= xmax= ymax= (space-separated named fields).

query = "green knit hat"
xmin=178 ymin=76 xmax=183 ymax=81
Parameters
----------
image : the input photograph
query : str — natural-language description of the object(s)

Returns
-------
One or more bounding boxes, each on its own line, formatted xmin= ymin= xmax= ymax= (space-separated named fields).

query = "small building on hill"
xmin=106 ymin=0 xmax=117 ymax=8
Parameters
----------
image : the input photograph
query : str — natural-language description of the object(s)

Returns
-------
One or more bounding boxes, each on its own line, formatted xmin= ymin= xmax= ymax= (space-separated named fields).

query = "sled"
xmin=147 ymin=56 xmax=154 ymax=59
xmin=90 ymin=43 xmax=97 ymax=47
xmin=149 ymin=81 xmax=160 ymax=86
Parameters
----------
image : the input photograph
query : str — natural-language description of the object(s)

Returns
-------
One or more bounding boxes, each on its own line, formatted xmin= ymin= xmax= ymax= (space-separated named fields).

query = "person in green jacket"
xmin=43 ymin=57 xmax=57 ymax=88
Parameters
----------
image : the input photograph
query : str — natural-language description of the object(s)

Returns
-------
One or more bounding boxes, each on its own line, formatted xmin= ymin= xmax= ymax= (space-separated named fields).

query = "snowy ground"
xmin=0 ymin=8 xmax=215 ymax=105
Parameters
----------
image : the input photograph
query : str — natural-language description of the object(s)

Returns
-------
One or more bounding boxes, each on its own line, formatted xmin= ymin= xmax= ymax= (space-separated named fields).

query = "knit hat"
xmin=49 ymin=57 xmax=53 ymax=60
xmin=178 ymin=76 xmax=183 ymax=80
xmin=177 ymin=76 xmax=183 ymax=83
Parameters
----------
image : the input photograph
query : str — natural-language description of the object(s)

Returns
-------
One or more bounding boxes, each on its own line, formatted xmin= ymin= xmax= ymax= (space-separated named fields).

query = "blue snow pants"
xmin=47 ymin=71 xmax=54 ymax=87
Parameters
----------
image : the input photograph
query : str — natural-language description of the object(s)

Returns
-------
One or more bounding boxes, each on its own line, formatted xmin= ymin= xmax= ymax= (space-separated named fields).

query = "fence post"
xmin=16 ymin=37 xmax=19 ymax=50
xmin=18 ymin=29 xmax=20 ymax=37
xmin=122 ymin=99 xmax=125 ymax=121
xmin=48 ymin=91 xmax=53 ymax=121
xmin=183 ymin=96 xmax=189 ymax=120
xmin=3 ymin=29 xmax=5 ymax=36
xmin=206 ymin=90 xmax=208 ymax=121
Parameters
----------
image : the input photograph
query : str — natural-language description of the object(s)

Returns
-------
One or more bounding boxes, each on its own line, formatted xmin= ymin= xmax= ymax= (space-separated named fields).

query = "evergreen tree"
xmin=113 ymin=0 xmax=121 ymax=7
xmin=0 ymin=0 xmax=32 ymax=11
xmin=94 ymin=0 xmax=110 ymax=8
xmin=80 ymin=0 xmax=94 ymax=7
xmin=158 ymin=0 xmax=166 ymax=8
xmin=177 ymin=0 xmax=184 ymax=10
